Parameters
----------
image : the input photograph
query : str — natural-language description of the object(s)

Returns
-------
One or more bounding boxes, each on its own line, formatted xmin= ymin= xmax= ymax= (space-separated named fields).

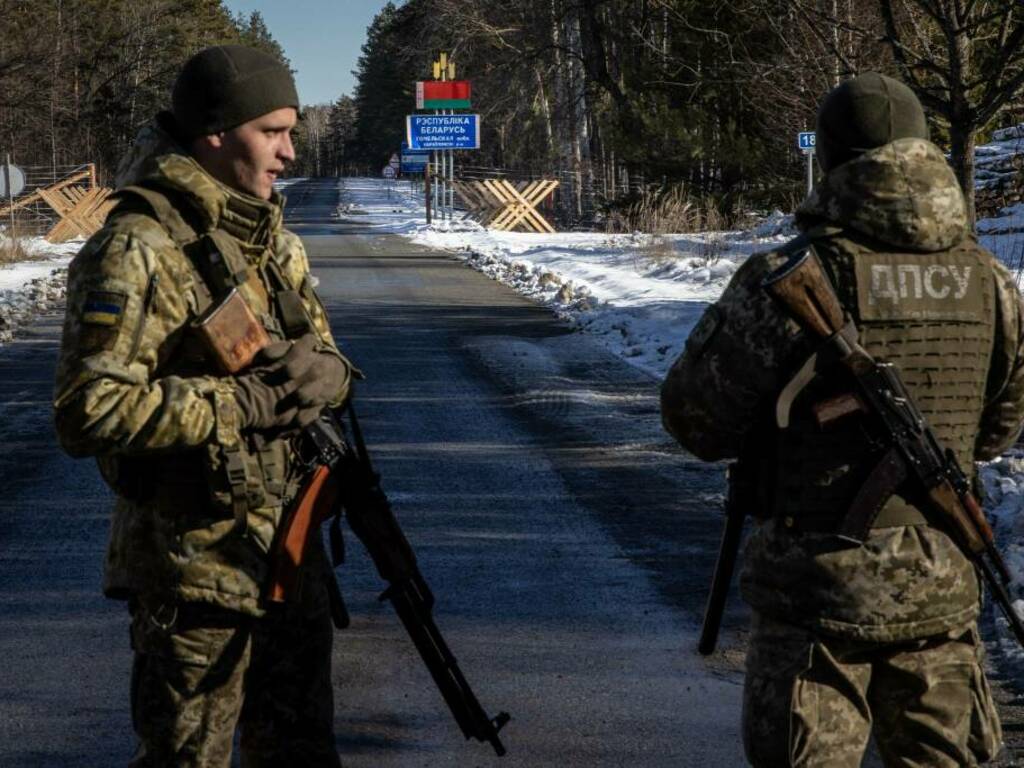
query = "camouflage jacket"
xmin=661 ymin=138 xmax=1024 ymax=641
xmin=53 ymin=118 xmax=344 ymax=616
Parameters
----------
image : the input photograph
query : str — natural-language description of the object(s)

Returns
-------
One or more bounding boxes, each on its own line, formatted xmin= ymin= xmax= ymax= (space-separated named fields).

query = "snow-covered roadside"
xmin=387 ymin=188 xmax=798 ymax=378
xmin=275 ymin=176 xmax=305 ymax=193
xmin=0 ymin=177 xmax=309 ymax=345
xmin=411 ymin=225 xmax=791 ymax=378
xmin=0 ymin=236 xmax=78 ymax=343
xmin=335 ymin=177 xmax=432 ymax=234
xmin=980 ymin=454 xmax=1024 ymax=653
xmin=339 ymin=149 xmax=1024 ymax=657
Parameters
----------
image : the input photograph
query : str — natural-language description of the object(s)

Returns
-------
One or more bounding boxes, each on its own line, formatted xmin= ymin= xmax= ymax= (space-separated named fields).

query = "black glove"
xmin=232 ymin=368 xmax=300 ymax=431
xmin=271 ymin=333 xmax=353 ymax=409
xmin=234 ymin=335 xmax=352 ymax=432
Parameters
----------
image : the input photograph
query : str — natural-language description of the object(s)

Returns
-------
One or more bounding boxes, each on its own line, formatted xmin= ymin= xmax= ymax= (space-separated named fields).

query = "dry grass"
xmin=632 ymin=235 xmax=679 ymax=269
xmin=0 ymin=237 xmax=35 ymax=265
xmin=697 ymin=233 xmax=727 ymax=265
xmin=605 ymin=183 xmax=738 ymax=235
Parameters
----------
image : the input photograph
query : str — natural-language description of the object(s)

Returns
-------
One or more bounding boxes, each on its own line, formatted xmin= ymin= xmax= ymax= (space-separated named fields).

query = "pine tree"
xmin=350 ymin=2 xmax=419 ymax=169
xmin=234 ymin=10 xmax=290 ymax=68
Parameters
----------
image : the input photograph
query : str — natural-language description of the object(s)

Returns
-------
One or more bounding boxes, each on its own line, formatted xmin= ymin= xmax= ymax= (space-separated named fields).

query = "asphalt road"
xmin=0 ymin=178 xmax=1019 ymax=766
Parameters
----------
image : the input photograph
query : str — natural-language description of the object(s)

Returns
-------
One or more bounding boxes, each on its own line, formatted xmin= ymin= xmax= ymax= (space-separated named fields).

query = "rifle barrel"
xmin=387 ymin=579 xmax=510 ymax=756
xmin=699 ymin=504 xmax=745 ymax=656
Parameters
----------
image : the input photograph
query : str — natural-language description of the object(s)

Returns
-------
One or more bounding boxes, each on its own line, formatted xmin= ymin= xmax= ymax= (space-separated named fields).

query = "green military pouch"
xmin=276 ymin=289 xmax=313 ymax=338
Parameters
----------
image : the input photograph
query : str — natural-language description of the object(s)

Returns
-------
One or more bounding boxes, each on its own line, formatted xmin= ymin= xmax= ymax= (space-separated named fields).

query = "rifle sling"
xmin=835 ymin=448 xmax=919 ymax=541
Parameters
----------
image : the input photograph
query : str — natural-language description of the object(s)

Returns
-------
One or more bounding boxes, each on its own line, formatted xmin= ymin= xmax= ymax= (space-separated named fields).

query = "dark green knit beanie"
xmin=816 ymin=72 xmax=929 ymax=173
xmin=172 ymin=45 xmax=299 ymax=139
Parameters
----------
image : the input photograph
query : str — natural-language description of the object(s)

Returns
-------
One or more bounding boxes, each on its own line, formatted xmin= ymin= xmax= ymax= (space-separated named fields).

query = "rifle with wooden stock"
xmin=193 ymin=288 xmax=511 ymax=755
xmin=761 ymin=246 xmax=1024 ymax=648
xmin=268 ymin=403 xmax=511 ymax=757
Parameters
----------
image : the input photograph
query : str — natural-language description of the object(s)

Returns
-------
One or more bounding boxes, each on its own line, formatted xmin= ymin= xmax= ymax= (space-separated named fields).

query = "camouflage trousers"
xmin=743 ymin=613 xmax=1002 ymax=767
xmin=127 ymin=598 xmax=341 ymax=768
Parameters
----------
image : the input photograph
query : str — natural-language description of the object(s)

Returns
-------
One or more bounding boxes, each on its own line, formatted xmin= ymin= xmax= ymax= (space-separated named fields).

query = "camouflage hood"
xmin=796 ymin=137 xmax=967 ymax=252
xmin=113 ymin=113 xmax=284 ymax=241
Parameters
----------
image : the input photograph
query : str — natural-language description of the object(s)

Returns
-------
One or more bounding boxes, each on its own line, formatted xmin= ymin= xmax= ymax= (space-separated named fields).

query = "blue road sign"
xmin=406 ymin=115 xmax=480 ymax=150
xmin=401 ymin=147 xmax=430 ymax=173
xmin=798 ymin=131 xmax=816 ymax=151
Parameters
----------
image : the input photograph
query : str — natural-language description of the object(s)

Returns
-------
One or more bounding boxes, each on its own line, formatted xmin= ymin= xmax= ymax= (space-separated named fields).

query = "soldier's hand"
xmin=256 ymin=339 xmax=295 ymax=366
xmin=294 ymin=352 xmax=351 ymax=408
xmin=232 ymin=368 xmax=301 ymax=431
xmin=234 ymin=335 xmax=353 ymax=432
xmin=268 ymin=333 xmax=353 ymax=408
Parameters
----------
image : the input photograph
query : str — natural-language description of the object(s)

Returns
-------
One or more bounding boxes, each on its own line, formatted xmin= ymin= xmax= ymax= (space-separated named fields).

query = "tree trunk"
xmin=949 ymin=121 xmax=977 ymax=231
xmin=550 ymin=0 xmax=576 ymax=224
xmin=535 ymin=65 xmax=554 ymax=159
xmin=50 ymin=0 xmax=63 ymax=174
xmin=565 ymin=8 xmax=593 ymax=222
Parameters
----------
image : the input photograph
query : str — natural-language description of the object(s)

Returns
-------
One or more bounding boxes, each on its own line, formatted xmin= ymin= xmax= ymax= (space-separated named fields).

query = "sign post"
xmin=414 ymin=52 xmax=477 ymax=223
xmin=2 ymin=155 xmax=22 ymax=244
xmin=425 ymin=159 xmax=432 ymax=225
xmin=798 ymin=131 xmax=816 ymax=195
xmin=400 ymin=143 xmax=429 ymax=174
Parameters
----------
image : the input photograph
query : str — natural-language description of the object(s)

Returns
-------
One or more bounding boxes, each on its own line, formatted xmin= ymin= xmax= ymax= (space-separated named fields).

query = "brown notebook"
xmin=192 ymin=288 xmax=271 ymax=374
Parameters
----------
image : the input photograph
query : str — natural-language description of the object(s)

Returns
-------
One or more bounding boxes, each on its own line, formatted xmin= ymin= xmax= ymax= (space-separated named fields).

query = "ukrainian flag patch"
xmin=82 ymin=291 xmax=126 ymax=327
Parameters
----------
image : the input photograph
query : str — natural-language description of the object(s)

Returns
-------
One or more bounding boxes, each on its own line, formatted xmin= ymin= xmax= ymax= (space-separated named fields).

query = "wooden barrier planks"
xmin=452 ymin=178 xmax=558 ymax=233
xmin=0 ymin=164 xmax=114 ymax=242
xmin=41 ymin=185 xmax=115 ymax=243
xmin=0 ymin=168 xmax=95 ymax=220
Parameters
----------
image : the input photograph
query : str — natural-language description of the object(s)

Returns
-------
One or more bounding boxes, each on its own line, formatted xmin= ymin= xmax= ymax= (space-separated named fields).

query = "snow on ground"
xmin=0 ymin=235 xmax=78 ymax=342
xmin=335 ymin=177 xmax=429 ymax=234
xmin=274 ymin=176 xmax=306 ymax=192
xmin=349 ymin=183 xmax=795 ymax=376
xmin=976 ymin=125 xmax=1024 ymax=190
xmin=1 ymin=147 xmax=1022 ymax=651
xmin=412 ymin=227 xmax=776 ymax=377
xmin=981 ymin=451 xmax=1024 ymax=653
xmin=339 ymin=130 xmax=1024 ymax=656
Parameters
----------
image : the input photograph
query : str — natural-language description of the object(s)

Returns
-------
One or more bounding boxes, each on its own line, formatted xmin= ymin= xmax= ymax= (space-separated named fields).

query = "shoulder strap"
xmin=116 ymin=185 xmax=238 ymax=313
xmin=116 ymin=185 xmax=201 ymax=248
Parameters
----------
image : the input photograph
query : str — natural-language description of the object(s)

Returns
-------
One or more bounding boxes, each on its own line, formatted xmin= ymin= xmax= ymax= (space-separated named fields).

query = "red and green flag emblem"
xmin=416 ymin=80 xmax=471 ymax=110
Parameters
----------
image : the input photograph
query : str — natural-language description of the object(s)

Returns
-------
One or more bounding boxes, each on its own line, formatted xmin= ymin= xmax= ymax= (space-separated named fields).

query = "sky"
xmin=223 ymin=0 xmax=391 ymax=106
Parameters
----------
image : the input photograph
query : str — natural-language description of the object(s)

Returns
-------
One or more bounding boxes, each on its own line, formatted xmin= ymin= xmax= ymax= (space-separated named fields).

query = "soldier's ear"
xmin=204 ymin=132 xmax=227 ymax=150
xmin=188 ymin=133 xmax=229 ymax=173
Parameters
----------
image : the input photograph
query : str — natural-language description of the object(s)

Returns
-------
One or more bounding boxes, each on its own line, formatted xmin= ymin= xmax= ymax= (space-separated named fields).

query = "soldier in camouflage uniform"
xmin=662 ymin=73 xmax=1024 ymax=766
xmin=53 ymin=46 xmax=352 ymax=767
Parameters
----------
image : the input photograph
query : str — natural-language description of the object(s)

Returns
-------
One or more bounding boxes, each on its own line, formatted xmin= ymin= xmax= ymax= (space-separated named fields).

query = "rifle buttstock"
xmin=763 ymin=249 xmax=844 ymax=338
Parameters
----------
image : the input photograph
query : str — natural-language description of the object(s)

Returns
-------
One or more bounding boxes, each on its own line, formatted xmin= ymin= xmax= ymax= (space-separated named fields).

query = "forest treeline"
xmin=306 ymin=0 xmax=1024 ymax=228
xmin=0 ymin=0 xmax=286 ymax=185
xmin=2 ymin=1 xmax=1022 ymax=229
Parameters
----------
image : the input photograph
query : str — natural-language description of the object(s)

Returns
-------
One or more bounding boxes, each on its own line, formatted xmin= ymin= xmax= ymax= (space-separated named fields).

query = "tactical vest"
xmin=96 ymin=184 xmax=316 ymax=525
xmin=766 ymin=230 xmax=996 ymax=532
